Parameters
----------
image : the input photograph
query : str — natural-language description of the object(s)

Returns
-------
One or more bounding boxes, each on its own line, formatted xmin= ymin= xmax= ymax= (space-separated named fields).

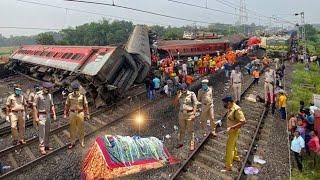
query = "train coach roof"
xmin=158 ymin=39 xmax=229 ymax=47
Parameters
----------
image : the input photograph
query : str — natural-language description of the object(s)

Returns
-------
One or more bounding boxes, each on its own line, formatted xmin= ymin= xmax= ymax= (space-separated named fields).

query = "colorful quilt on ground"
xmin=82 ymin=135 xmax=179 ymax=180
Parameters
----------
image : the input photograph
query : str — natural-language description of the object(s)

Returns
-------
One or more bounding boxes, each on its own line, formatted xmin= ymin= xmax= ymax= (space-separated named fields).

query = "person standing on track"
xmin=6 ymin=84 xmax=29 ymax=145
xmin=28 ymin=84 xmax=41 ymax=133
xmin=174 ymin=83 xmax=197 ymax=151
xmin=252 ymin=67 xmax=260 ymax=86
xmin=264 ymin=65 xmax=276 ymax=105
xmin=33 ymin=82 xmax=56 ymax=155
xmin=64 ymin=83 xmax=90 ymax=149
xmin=221 ymin=96 xmax=246 ymax=172
xmin=231 ymin=66 xmax=244 ymax=104
xmin=197 ymin=79 xmax=216 ymax=137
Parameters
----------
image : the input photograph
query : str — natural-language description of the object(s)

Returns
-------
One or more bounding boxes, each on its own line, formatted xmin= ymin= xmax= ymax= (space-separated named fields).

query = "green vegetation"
xmin=287 ymin=63 xmax=320 ymax=113
xmin=1 ymin=19 xmax=267 ymax=47
xmin=288 ymin=63 xmax=320 ymax=180
xmin=0 ymin=47 xmax=16 ymax=56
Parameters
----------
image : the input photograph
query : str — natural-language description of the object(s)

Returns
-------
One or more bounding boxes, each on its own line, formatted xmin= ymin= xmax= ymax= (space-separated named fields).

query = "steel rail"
xmin=170 ymin=64 xmax=267 ymax=180
xmin=0 ymin=90 xmax=147 ymax=179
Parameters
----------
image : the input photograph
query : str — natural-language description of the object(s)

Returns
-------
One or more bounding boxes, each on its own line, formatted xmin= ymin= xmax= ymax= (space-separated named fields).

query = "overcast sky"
xmin=0 ymin=0 xmax=318 ymax=37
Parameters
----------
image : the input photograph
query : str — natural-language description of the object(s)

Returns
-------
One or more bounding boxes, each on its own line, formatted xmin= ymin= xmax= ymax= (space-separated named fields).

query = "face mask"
xmin=223 ymin=102 xmax=228 ymax=109
xmin=202 ymin=85 xmax=208 ymax=90
xmin=15 ymin=89 xmax=21 ymax=95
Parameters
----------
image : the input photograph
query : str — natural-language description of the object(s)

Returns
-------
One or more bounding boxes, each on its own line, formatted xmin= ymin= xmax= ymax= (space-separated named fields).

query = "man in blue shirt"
xmin=153 ymin=76 xmax=161 ymax=91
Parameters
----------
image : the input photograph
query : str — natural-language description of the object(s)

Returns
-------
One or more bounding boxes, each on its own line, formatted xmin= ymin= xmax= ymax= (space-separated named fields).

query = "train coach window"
xmin=191 ymin=48 xmax=196 ymax=52
xmin=65 ymin=53 xmax=73 ymax=59
xmin=40 ymin=51 xmax=49 ymax=56
xmin=46 ymin=52 xmax=55 ymax=57
xmin=61 ymin=53 xmax=69 ymax=59
xmin=204 ymin=48 xmax=209 ymax=51
xmin=71 ymin=53 xmax=84 ymax=60
xmin=53 ymin=52 xmax=63 ymax=58
xmin=197 ymin=48 xmax=202 ymax=51
xmin=34 ymin=51 xmax=42 ymax=56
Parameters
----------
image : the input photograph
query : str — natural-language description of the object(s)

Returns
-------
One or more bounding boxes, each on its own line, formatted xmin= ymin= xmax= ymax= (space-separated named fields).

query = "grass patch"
xmin=289 ymin=63 xmax=320 ymax=179
xmin=0 ymin=46 xmax=16 ymax=56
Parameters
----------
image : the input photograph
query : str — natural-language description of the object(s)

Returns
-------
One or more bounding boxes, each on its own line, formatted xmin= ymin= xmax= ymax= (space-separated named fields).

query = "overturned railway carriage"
xmin=6 ymin=46 xmax=139 ymax=107
xmin=126 ymin=25 xmax=151 ymax=83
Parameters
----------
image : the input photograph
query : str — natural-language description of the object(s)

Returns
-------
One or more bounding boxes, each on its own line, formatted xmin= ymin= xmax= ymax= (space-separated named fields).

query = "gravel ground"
xmin=5 ymin=58 xmax=254 ymax=180
xmin=246 ymin=61 xmax=293 ymax=180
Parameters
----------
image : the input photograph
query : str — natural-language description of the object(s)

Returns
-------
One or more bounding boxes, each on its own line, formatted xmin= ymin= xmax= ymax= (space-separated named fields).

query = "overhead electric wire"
xmin=17 ymin=0 xmax=171 ymax=26
xmin=216 ymin=0 xmax=296 ymax=25
xmin=64 ymin=0 xmax=219 ymax=24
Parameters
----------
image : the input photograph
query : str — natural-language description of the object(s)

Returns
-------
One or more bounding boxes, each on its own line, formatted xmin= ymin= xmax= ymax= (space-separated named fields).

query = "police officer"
xmin=264 ymin=65 xmax=276 ymax=105
xmin=221 ymin=96 xmax=246 ymax=172
xmin=231 ymin=66 xmax=244 ymax=104
xmin=33 ymin=82 xmax=56 ymax=155
xmin=197 ymin=79 xmax=216 ymax=137
xmin=28 ymin=84 xmax=41 ymax=131
xmin=6 ymin=84 xmax=29 ymax=145
xmin=63 ymin=83 xmax=90 ymax=149
xmin=174 ymin=83 xmax=197 ymax=151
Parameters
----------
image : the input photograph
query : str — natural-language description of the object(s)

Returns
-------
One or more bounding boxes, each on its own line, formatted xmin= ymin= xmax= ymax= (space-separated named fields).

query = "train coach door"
xmin=78 ymin=49 xmax=99 ymax=71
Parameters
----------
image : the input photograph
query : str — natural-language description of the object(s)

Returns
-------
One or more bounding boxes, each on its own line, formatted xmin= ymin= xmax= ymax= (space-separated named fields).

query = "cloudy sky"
xmin=0 ymin=0 xmax=318 ymax=37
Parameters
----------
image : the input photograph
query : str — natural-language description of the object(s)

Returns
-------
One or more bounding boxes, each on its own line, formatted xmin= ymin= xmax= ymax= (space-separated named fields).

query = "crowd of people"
xmin=289 ymin=101 xmax=320 ymax=171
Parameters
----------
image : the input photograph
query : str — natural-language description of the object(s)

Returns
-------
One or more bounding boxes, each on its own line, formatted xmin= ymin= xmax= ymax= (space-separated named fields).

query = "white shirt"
xmin=194 ymin=56 xmax=198 ymax=62
xmin=291 ymin=136 xmax=305 ymax=153
xmin=182 ymin=63 xmax=187 ymax=71
xmin=310 ymin=105 xmax=320 ymax=114
xmin=164 ymin=85 xmax=169 ymax=94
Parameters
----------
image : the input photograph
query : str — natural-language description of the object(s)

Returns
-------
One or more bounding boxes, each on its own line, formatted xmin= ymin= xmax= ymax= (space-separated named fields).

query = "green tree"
xmin=36 ymin=33 xmax=56 ymax=45
xmin=301 ymin=24 xmax=318 ymax=42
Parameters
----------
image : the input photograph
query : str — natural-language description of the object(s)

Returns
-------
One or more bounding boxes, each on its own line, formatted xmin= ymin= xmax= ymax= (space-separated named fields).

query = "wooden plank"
xmin=53 ymin=134 xmax=65 ymax=147
xmin=23 ymin=146 xmax=36 ymax=160
xmin=85 ymin=121 xmax=97 ymax=131
xmin=193 ymin=161 xmax=233 ymax=180
xmin=199 ymin=152 xmax=238 ymax=172
xmin=8 ymin=153 xmax=19 ymax=169
xmin=92 ymin=117 xmax=107 ymax=125
xmin=182 ymin=171 xmax=202 ymax=180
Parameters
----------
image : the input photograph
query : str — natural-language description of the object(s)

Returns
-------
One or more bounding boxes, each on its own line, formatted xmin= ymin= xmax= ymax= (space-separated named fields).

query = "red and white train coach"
xmin=8 ymin=45 xmax=139 ymax=107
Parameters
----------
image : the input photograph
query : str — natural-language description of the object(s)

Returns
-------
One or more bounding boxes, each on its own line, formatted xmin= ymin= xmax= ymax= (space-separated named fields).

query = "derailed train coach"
xmin=6 ymin=46 xmax=140 ymax=107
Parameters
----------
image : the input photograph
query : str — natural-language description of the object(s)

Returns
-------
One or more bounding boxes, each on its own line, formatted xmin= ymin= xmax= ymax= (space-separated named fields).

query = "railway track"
xmin=170 ymin=68 xmax=272 ymax=180
xmin=0 ymin=88 xmax=152 ymax=179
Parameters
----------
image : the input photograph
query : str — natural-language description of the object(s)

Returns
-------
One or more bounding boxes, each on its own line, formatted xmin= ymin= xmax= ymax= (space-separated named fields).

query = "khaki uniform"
xmin=33 ymin=91 xmax=54 ymax=151
xmin=28 ymin=91 xmax=38 ymax=130
xmin=231 ymin=72 xmax=243 ymax=102
xmin=264 ymin=70 xmax=275 ymax=104
xmin=225 ymin=103 xmax=245 ymax=168
xmin=65 ymin=93 xmax=88 ymax=145
xmin=198 ymin=87 xmax=215 ymax=132
xmin=6 ymin=94 xmax=27 ymax=140
xmin=178 ymin=91 xmax=197 ymax=145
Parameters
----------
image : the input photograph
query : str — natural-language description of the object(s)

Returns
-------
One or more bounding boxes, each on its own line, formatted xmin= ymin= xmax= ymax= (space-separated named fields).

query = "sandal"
xmin=203 ymin=133 xmax=207 ymax=137
xmin=68 ymin=144 xmax=75 ymax=149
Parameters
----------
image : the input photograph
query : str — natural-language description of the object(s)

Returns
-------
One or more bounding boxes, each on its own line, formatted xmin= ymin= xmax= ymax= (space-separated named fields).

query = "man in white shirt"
xmin=182 ymin=62 xmax=187 ymax=75
xmin=163 ymin=84 xmax=169 ymax=96
xmin=309 ymin=102 xmax=320 ymax=115
xmin=291 ymin=130 xmax=305 ymax=172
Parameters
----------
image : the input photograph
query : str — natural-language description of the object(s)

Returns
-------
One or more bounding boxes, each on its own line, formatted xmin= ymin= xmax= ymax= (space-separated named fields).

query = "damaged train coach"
xmin=5 ymin=25 xmax=152 ymax=108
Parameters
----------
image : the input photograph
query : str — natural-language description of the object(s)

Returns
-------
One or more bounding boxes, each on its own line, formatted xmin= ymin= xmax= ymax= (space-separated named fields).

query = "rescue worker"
xmin=264 ymin=65 xmax=275 ymax=105
xmin=197 ymin=79 xmax=216 ymax=137
xmin=221 ymin=96 xmax=246 ymax=172
xmin=174 ymin=83 xmax=197 ymax=151
xmin=64 ymin=83 xmax=90 ymax=148
xmin=33 ymin=82 xmax=56 ymax=155
xmin=28 ymin=84 xmax=41 ymax=131
xmin=230 ymin=66 xmax=244 ymax=104
xmin=203 ymin=58 xmax=208 ymax=74
xmin=6 ymin=84 xmax=29 ymax=145
xmin=209 ymin=58 xmax=216 ymax=74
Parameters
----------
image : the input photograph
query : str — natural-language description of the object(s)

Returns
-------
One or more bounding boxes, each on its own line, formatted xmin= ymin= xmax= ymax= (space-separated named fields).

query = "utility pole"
xmin=295 ymin=12 xmax=306 ymax=62
xmin=239 ymin=0 xmax=248 ymax=25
